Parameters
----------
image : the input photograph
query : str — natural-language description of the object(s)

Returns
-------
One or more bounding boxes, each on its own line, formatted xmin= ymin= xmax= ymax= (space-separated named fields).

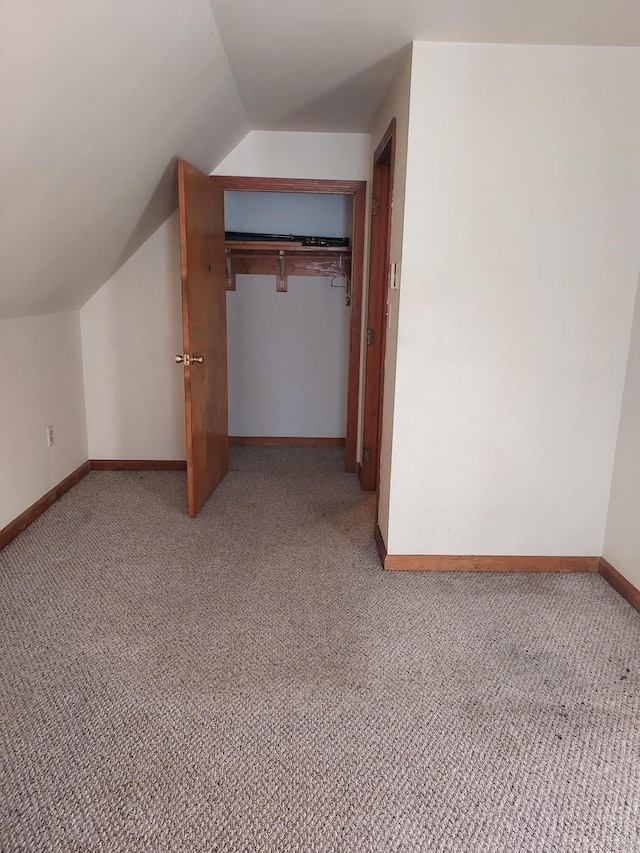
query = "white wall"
xmin=0 ymin=313 xmax=88 ymax=529
xmin=368 ymin=49 xmax=413 ymax=547
xmin=227 ymin=277 xmax=350 ymax=437
xmin=81 ymin=213 xmax=185 ymax=460
xmin=213 ymin=131 xmax=370 ymax=181
xmin=386 ymin=43 xmax=640 ymax=556
xmin=603 ymin=277 xmax=640 ymax=589
xmin=81 ymin=133 xmax=370 ymax=459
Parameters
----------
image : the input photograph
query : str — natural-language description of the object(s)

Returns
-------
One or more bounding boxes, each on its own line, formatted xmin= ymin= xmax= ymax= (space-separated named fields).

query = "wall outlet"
xmin=46 ymin=425 xmax=54 ymax=447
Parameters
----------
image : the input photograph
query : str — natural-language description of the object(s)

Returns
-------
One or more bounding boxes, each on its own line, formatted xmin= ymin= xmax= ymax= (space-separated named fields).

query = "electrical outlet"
xmin=46 ymin=425 xmax=54 ymax=447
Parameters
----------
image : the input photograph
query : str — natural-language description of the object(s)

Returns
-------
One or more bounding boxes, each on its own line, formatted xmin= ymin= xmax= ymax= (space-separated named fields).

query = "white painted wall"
xmin=81 ymin=214 xmax=185 ymax=460
xmin=386 ymin=42 xmax=640 ymax=556
xmin=213 ymin=132 xmax=370 ymax=181
xmin=603 ymin=277 xmax=640 ymax=590
xmin=81 ymin=133 xmax=369 ymax=459
xmin=368 ymin=48 xmax=413 ymax=547
xmin=0 ymin=313 xmax=88 ymax=530
xmin=227 ymin=277 xmax=350 ymax=437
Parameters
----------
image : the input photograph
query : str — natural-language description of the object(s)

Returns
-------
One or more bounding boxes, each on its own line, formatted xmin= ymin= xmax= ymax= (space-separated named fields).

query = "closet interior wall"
xmin=224 ymin=191 xmax=353 ymax=444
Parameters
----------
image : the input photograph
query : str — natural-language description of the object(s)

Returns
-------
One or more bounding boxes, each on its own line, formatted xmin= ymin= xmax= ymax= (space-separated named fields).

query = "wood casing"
xmin=360 ymin=119 xmax=396 ymax=494
xmin=212 ymin=175 xmax=366 ymax=475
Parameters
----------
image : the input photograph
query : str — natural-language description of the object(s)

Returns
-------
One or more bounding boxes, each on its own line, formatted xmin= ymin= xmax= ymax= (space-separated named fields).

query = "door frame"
xmin=359 ymin=119 xmax=396 ymax=493
xmin=210 ymin=175 xmax=366 ymax=474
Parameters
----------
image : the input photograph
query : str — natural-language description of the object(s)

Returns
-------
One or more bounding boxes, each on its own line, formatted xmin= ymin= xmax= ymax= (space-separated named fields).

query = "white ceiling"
xmin=209 ymin=0 xmax=640 ymax=131
xmin=0 ymin=0 xmax=248 ymax=318
xmin=1 ymin=0 xmax=639 ymax=318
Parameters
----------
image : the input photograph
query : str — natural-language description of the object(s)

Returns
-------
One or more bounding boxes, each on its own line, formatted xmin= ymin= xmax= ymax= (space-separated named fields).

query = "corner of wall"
xmin=79 ymin=212 xmax=185 ymax=462
xmin=602 ymin=272 xmax=640 ymax=589
xmin=0 ymin=311 xmax=89 ymax=530
xmin=368 ymin=45 xmax=413 ymax=551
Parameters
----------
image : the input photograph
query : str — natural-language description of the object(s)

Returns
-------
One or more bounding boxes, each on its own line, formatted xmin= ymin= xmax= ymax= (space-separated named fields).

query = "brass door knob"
xmin=175 ymin=354 xmax=204 ymax=365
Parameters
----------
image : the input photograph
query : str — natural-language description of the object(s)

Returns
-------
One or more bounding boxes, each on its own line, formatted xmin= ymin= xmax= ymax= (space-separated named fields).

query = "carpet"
xmin=1 ymin=448 xmax=638 ymax=851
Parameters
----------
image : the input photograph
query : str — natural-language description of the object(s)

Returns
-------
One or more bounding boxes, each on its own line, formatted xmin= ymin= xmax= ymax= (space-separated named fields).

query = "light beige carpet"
xmin=1 ymin=448 xmax=639 ymax=852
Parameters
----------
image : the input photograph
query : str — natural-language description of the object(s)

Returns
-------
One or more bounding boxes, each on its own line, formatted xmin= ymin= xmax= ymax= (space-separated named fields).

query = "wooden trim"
xmin=374 ymin=117 xmax=397 ymax=163
xmin=226 ymin=242 xmax=347 ymax=253
xmin=345 ymin=180 xmax=366 ymax=474
xmin=383 ymin=554 xmax=600 ymax=573
xmin=0 ymin=461 xmax=91 ymax=550
xmin=212 ymin=175 xmax=365 ymax=477
xmin=599 ymin=557 xmax=640 ymax=613
xmin=360 ymin=118 xmax=396 ymax=493
xmin=90 ymin=460 xmax=187 ymax=471
xmin=226 ymin=249 xmax=350 ymax=281
xmin=374 ymin=524 xmax=387 ymax=566
xmin=229 ymin=437 xmax=345 ymax=447
xmin=212 ymin=176 xmax=365 ymax=195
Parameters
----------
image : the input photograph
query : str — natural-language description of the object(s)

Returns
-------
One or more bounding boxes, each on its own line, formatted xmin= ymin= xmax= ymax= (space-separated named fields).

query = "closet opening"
xmin=176 ymin=164 xmax=366 ymax=516
xmin=213 ymin=176 xmax=366 ymax=475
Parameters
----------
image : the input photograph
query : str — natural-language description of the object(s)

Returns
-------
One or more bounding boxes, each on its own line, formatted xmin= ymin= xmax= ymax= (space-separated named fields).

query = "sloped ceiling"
xmin=0 ymin=0 xmax=249 ymax=318
xmin=209 ymin=0 xmax=640 ymax=131
xmin=2 ymin=0 xmax=639 ymax=318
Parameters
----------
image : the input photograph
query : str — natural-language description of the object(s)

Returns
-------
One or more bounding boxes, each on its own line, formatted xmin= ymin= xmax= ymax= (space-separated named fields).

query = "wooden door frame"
xmin=359 ymin=119 xmax=396 ymax=492
xmin=210 ymin=175 xmax=366 ymax=474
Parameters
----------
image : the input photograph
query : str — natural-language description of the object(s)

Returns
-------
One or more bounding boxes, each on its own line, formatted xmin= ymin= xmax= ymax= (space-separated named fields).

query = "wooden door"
xmin=360 ymin=120 xmax=396 ymax=492
xmin=177 ymin=159 xmax=228 ymax=517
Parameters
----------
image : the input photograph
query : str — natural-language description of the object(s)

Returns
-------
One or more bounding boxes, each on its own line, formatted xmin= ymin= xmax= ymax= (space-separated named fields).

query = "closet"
xmin=224 ymin=191 xmax=353 ymax=446
xmin=177 ymin=163 xmax=366 ymax=516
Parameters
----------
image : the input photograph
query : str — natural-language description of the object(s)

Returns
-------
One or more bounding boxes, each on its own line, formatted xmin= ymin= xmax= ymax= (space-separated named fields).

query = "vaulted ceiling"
xmin=0 ymin=0 xmax=248 ymax=318
xmin=2 ymin=0 xmax=639 ymax=319
xmin=209 ymin=0 xmax=640 ymax=131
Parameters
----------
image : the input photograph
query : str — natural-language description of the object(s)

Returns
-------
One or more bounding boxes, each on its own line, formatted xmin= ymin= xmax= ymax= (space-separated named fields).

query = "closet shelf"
xmin=224 ymin=241 xmax=351 ymax=292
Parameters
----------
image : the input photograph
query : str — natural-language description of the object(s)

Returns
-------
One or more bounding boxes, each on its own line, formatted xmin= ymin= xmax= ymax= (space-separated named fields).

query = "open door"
xmin=177 ymin=160 xmax=228 ymax=517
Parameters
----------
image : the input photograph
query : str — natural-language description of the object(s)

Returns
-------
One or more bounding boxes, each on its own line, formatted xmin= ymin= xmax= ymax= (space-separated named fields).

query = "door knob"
xmin=175 ymin=354 xmax=204 ymax=365
xmin=191 ymin=355 xmax=204 ymax=364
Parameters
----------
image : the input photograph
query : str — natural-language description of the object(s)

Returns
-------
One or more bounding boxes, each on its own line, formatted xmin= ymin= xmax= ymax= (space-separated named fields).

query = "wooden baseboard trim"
xmin=89 ymin=460 xmax=187 ymax=471
xmin=599 ymin=557 xmax=640 ymax=613
xmin=374 ymin=524 xmax=387 ymax=566
xmin=229 ymin=437 xmax=346 ymax=447
xmin=0 ymin=461 xmax=91 ymax=550
xmin=383 ymin=554 xmax=600 ymax=573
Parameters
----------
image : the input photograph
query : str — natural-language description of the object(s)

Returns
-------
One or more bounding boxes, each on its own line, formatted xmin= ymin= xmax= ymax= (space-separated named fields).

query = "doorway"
xmin=359 ymin=120 xmax=396 ymax=497
xmin=214 ymin=176 xmax=366 ymax=476
xmin=224 ymin=190 xmax=353 ymax=453
xmin=177 ymin=166 xmax=366 ymax=515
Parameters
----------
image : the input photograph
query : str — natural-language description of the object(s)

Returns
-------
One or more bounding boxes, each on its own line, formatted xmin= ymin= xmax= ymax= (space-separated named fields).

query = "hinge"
xmin=362 ymin=447 xmax=371 ymax=463
xmin=371 ymin=197 xmax=381 ymax=216
xmin=366 ymin=328 xmax=375 ymax=345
